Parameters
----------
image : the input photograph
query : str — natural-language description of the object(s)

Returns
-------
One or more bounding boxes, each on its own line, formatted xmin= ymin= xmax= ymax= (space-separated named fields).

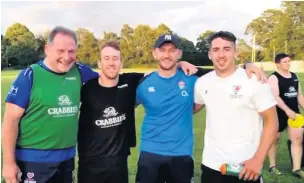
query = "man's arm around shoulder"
xmin=76 ymin=62 xmax=99 ymax=84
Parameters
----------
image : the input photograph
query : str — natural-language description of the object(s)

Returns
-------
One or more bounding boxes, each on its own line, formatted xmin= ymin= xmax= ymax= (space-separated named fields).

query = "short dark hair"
xmin=275 ymin=53 xmax=290 ymax=63
xmin=100 ymin=41 xmax=120 ymax=52
xmin=208 ymin=31 xmax=237 ymax=48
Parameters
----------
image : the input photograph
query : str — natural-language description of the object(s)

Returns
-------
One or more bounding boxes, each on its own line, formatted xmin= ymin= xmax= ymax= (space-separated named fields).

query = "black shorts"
xmin=201 ymin=164 xmax=262 ymax=183
xmin=17 ymin=158 xmax=74 ymax=183
xmin=78 ymin=156 xmax=128 ymax=183
xmin=135 ymin=151 xmax=194 ymax=183
xmin=278 ymin=112 xmax=288 ymax=132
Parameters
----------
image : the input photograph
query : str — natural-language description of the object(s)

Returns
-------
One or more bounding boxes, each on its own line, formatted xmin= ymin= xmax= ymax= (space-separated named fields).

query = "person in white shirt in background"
xmin=194 ymin=31 xmax=278 ymax=183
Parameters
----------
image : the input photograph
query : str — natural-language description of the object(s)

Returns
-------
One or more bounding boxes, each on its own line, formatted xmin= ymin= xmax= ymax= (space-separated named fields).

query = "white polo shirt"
xmin=194 ymin=67 xmax=277 ymax=171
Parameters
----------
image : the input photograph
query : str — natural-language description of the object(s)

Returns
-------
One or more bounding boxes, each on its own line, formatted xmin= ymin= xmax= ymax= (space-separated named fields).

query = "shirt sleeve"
xmin=80 ymin=82 xmax=87 ymax=104
xmin=194 ymin=79 xmax=205 ymax=105
xmin=136 ymin=85 xmax=143 ymax=105
xmin=126 ymin=72 xmax=148 ymax=105
xmin=5 ymin=68 xmax=33 ymax=109
xmin=76 ymin=62 xmax=99 ymax=84
xmin=251 ymin=76 xmax=277 ymax=112
xmin=125 ymin=72 xmax=145 ymax=87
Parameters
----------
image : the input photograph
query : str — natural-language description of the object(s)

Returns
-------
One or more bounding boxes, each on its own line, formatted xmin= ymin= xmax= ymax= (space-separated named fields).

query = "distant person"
xmin=135 ymin=33 xmax=265 ymax=183
xmin=267 ymin=53 xmax=304 ymax=178
xmin=194 ymin=31 xmax=278 ymax=183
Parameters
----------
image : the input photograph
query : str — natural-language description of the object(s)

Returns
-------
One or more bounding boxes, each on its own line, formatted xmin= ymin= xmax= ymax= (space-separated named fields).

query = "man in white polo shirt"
xmin=194 ymin=31 xmax=278 ymax=183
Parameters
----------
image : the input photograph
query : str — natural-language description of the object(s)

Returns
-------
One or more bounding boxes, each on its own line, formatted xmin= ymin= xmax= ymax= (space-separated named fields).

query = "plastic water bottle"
xmin=220 ymin=163 xmax=262 ymax=177
xmin=220 ymin=163 xmax=244 ymax=176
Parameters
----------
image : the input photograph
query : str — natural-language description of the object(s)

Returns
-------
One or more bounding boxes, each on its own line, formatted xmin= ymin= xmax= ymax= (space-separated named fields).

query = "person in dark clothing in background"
xmin=267 ymin=53 xmax=304 ymax=178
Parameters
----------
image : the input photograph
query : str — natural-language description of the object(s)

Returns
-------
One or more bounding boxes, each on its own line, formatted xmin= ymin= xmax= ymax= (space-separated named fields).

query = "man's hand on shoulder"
xmin=243 ymin=62 xmax=267 ymax=83
xmin=177 ymin=61 xmax=198 ymax=76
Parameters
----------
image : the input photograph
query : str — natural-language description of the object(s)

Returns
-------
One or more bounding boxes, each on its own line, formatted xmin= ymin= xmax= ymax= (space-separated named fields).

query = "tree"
xmin=154 ymin=23 xmax=172 ymax=37
xmin=120 ymin=24 xmax=135 ymax=67
xmin=279 ymin=1 xmax=304 ymax=59
xmin=5 ymin=43 xmax=37 ymax=67
xmin=5 ymin=23 xmax=37 ymax=48
xmin=245 ymin=9 xmax=283 ymax=60
xmin=245 ymin=1 xmax=304 ymax=60
xmin=132 ymin=25 xmax=155 ymax=65
xmin=35 ymin=35 xmax=47 ymax=60
xmin=195 ymin=30 xmax=215 ymax=66
xmin=76 ymin=28 xmax=99 ymax=66
xmin=179 ymin=37 xmax=196 ymax=64
xmin=4 ymin=23 xmax=38 ymax=67
xmin=102 ymin=32 xmax=120 ymax=44
xmin=237 ymin=39 xmax=252 ymax=64
xmin=1 ymin=35 xmax=10 ymax=67
xmin=196 ymin=30 xmax=215 ymax=53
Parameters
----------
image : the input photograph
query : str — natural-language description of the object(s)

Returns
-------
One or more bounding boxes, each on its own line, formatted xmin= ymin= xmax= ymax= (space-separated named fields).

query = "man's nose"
xmin=219 ymin=50 xmax=225 ymax=57
xmin=63 ymin=52 xmax=70 ymax=61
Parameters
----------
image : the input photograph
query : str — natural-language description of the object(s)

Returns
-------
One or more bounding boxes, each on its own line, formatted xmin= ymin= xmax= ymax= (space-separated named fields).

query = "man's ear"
xmin=44 ymin=44 xmax=50 ymax=57
xmin=178 ymin=50 xmax=183 ymax=60
xmin=152 ymin=49 xmax=157 ymax=59
xmin=97 ymin=60 xmax=102 ymax=69
xmin=208 ymin=51 xmax=211 ymax=60
xmin=235 ymin=47 xmax=239 ymax=60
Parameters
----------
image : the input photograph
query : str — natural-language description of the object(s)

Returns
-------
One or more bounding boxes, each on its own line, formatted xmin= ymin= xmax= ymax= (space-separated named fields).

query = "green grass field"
xmin=1 ymin=70 xmax=304 ymax=183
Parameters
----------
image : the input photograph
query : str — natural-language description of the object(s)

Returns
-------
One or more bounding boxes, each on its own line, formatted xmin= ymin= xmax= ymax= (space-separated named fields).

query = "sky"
xmin=1 ymin=0 xmax=282 ymax=44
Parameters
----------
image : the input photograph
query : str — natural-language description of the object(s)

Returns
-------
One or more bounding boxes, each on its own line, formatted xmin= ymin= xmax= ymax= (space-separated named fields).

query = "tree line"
xmin=1 ymin=1 xmax=303 ymax=69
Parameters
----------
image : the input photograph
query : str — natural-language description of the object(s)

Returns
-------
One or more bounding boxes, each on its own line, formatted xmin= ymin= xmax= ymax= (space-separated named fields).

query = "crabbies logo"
xmin=58 ymin=95 xmax=72 ymax=106
xmin=47 ymin=95 xmax=79 ymax=117
xmin=230 ymin=85 xmax=243 ymax=98
xmin=103 ymin=107 xmax=118 ymax=118
xmin=95 ymin=107 xmax=126 ymax=128
xmin=289 ymin=86 xmax=296 ymax=92
xmin=284 ymin=86 xmax=297 ymax=98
